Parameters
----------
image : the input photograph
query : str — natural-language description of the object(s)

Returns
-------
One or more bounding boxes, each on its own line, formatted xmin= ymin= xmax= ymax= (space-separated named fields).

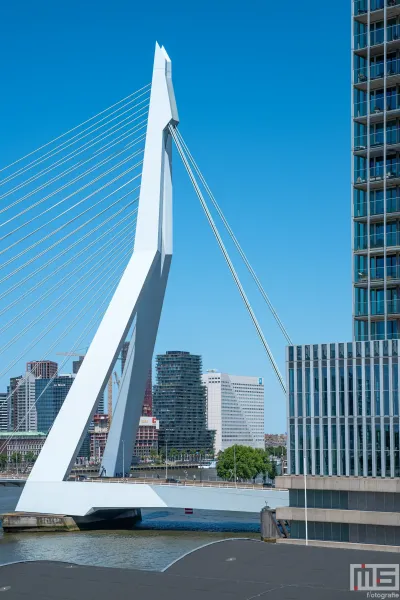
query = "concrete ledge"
xmin=276 ymin=475 xmax=400 ymax=493
xmin=277 ymin=537 xmax=400 ymax=553
xmin=1 ymin=512 xmax=79 ymax=532
xmin=276 ymin=506 xmax=400 ymax=526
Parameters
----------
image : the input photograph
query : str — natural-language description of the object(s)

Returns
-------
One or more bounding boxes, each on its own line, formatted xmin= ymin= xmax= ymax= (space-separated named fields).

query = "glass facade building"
xmin=353 ymin=0 xmax=400 ymax=341
xmin=153 ymin=351 xmax=215 ymax=453
xmin=287 ymin=340 xmax=400 ymax=478
xmin=35 ymin=375 xmax=74 ymax=433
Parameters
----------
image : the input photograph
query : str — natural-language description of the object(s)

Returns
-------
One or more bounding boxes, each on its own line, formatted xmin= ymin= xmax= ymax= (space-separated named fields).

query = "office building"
xmin=72 ymin=356 xmax=85 ymax=374
xmin=287 ymin=340 xmax=400 ymax=478
xmin=153 ymin=351 xmax=215 ymax=453
xmin=353 ymin=0 xmax=400 ymax=341
xmin=133 ymin=416 xmax=159 ymax=459
xmin=265 ymin=433 xmax=287 ymax=448
xmin=9 ymin=372 xmax=37 ymax=432
xmin=142 ymin=370 xmax=153 ymax=417
xmin=26 ymin=361 xmax=58 ymax=379
xmin=72 ymin=356 xmax=104 ymax=413
xmin=0 ymin=393 xmax=9 ymax=432
xmin=0 ymin=431 xmax=46 ymax=461
xmin=35 ymin=375 xmax=75 ymax=433
xmin=89 ymin=414 xmax=109 ymax=462
xmin=202 ymin=371 xmax=264 ymax=453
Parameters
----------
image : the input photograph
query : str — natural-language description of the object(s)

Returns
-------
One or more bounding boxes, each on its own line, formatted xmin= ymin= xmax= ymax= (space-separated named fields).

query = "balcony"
xmin=354 ymin=130 xmax=400 ymax=155
xmin=354 ymin=95 xmax=400 ymax=122
xmin=355 ymin=266 xmax=400 ymax=285
xmin=354 ymin=0 xmax=400 ymax=24
xmin=354 ymin=232 xmax=400 ymax=251
xmin=353 ymin=200 xmax=400 ymax=218
xmin=354 ymin=24 xmax=400 ymax=57
xmin=354 ymin=162 xmax=400 ymax=188
xmin=354 ymin=61 xmax=400 ymax=91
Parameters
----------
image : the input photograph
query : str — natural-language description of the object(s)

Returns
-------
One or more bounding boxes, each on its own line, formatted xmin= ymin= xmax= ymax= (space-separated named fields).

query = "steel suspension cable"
xmin=0 ymin=222 xmax=134 ymax=338
xmin=0 ymin=175 xmax=141 ymax=277
xmin=0 ymin=150 xmax=143 ymax=251
xmin=175 ymin=128 xmax=293 ymax=346
xmin=0 ymin=200 xmax=136 ymax=303
xmin=0 ymin=132 xmax=146 ymax=234
xmin=0 ymin=233 xmax=134 ymax=358
xmin=0 ymin=123 xmax=146 ymax=219
xmin=0 ymin=240 xmax=133 ymax=380
xmin=0 ymin=105 xmax=149 ymax=204
xmin=0 ymin=83 xmax=150 ymax=181
xmin=1 ymin=258 xmax=129 ymax=442
xmin=169 ymin=124 xmax=286 ymax=394
xmin=0 ymin=211 xmax=136 ymax=321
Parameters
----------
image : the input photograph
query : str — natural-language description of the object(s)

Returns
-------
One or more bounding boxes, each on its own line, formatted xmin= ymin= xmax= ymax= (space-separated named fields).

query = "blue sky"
xmin=0 ymin=0 xmax=351 ymax=432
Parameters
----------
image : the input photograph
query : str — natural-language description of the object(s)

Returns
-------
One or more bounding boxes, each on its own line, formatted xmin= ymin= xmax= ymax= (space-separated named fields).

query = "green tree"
xmin=169 ymin=448 xmax=179 ymax=461
xmin=24 ymin=451 xmax=36 ymax=464
xmin=11 ymin=452 xmax=22 ymax=464
xmin=0 ymin=453 xmax=7 ymax=470
xmin=217 ymin=445 xmax=266 ymax=481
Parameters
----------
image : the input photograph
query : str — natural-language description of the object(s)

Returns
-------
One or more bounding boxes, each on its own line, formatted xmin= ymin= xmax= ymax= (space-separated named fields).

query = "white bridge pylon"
xmin=17 ymin=43 xmax=178 ymax=513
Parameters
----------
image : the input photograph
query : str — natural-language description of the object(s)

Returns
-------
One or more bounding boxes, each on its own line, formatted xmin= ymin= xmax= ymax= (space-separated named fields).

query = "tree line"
xmin=216 ymin=445 xmax=280 ymax=481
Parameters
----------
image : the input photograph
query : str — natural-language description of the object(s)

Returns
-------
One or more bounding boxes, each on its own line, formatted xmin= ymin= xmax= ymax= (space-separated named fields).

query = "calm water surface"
xmin=0 ymin=487 xmax=259 ymax=571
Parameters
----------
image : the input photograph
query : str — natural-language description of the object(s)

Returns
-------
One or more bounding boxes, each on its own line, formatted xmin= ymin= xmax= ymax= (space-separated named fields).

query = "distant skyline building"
xmin=72 ymin=355 xmax=104 ymax=413
xmin=11 ymin=372 xmax=37 ymax=432
xmin=142 ymin=370 xmax=152 ymax=417
xmin=35 ymin=375 xmax=75 ymax=433
xmin=352 ymin=0 xmax=400 ymax=342
xmin=133 ymin=416 xmax=159 ymax=460
xmin=265 ymin=433 xmax=287 ymax=448
xmin=153 ymin=351 xmax=215 ymax=453
xmin=0 ymin=392 xmax=8 ymax=432
xmin=26 ymin=361 xmax=58 ymax=379
xmin=89 ymin=414 xmax=109 ymax=462
xmin=202 ymin=371 xmax=264 ymax=454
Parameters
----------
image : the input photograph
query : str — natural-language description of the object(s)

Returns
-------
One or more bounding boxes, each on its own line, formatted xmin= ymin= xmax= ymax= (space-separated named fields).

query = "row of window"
xmin=355 ymin=319 xmax=400 ymax=340
xmin=288 ymin=341 xmax=399 ymax=362
xmin=354 ymin=52 xmax=400 ymax=83
xmin=354 ymin=153 xmax=400 ymax=184
xmin=354 ymin=0 xmax=400 ymax=16
xmin=354 ymin=86 xmax=400 ymax=118
xmin=354 ymin=19 xmax=400 ymax=50
xmin=355 ymin=287 xmax=400 ymax=315
xmin=289 ymin=362 xmax=400 ymax=417
xmin=354 ymin=188 xmax=400 ymax=218
xmin=355 ymin=253 xmax=400 ymax=281
xmin=291 ymin=520 xmax=400 ymax=546
xmin=289 ymin=421 xmax=400 ymax=476
xmin=289 ymin=489 xmax=400 ymax=512
xmin=355 ymin=119 xmax=400 ymax=150
xmin=355 ymin=220 xmax=400 ymax=250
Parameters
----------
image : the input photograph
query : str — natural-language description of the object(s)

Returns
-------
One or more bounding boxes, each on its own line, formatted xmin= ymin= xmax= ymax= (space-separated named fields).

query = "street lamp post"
xmin=233 ymin=445 xmax=237 ymax=488
xmin=304 ymin=454 xmax=308 ymax=546
xmin=122 ymin=439 xmax=125 ymax=478
xmin=165 ymin=437 xmax=168 ymax=480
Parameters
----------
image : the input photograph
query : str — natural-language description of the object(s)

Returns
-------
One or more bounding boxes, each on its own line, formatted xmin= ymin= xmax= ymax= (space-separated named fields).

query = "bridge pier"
xmin=1 ymin=509 xmax=142 ymax=533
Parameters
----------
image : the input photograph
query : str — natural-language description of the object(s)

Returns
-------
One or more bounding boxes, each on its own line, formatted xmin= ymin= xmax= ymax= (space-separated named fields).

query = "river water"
xmin=0 ymin=487 xmax=262 ymax=571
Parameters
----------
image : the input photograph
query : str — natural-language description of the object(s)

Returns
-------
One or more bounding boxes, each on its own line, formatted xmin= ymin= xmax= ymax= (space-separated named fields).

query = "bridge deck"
xmin=0 ymin=538 xmax=394 ymax=599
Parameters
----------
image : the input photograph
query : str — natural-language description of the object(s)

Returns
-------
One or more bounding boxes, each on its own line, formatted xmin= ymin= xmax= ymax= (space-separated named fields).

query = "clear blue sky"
xmin=0 ymin=0 xmax=351 ymax=432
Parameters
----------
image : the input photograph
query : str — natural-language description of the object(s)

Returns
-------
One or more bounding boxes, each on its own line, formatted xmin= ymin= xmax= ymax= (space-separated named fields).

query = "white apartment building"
xmin=16 ymin=372 xmax=37 ymax=432
xmin=0 ymin=393 xmax=8 ymax=432
xmin=202 ymin=370 xmax=265 ymax=454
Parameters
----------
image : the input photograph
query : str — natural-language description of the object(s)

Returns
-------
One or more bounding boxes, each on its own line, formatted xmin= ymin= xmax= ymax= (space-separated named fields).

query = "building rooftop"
xmin=0 ymin=538 xmax=396 ymax=599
